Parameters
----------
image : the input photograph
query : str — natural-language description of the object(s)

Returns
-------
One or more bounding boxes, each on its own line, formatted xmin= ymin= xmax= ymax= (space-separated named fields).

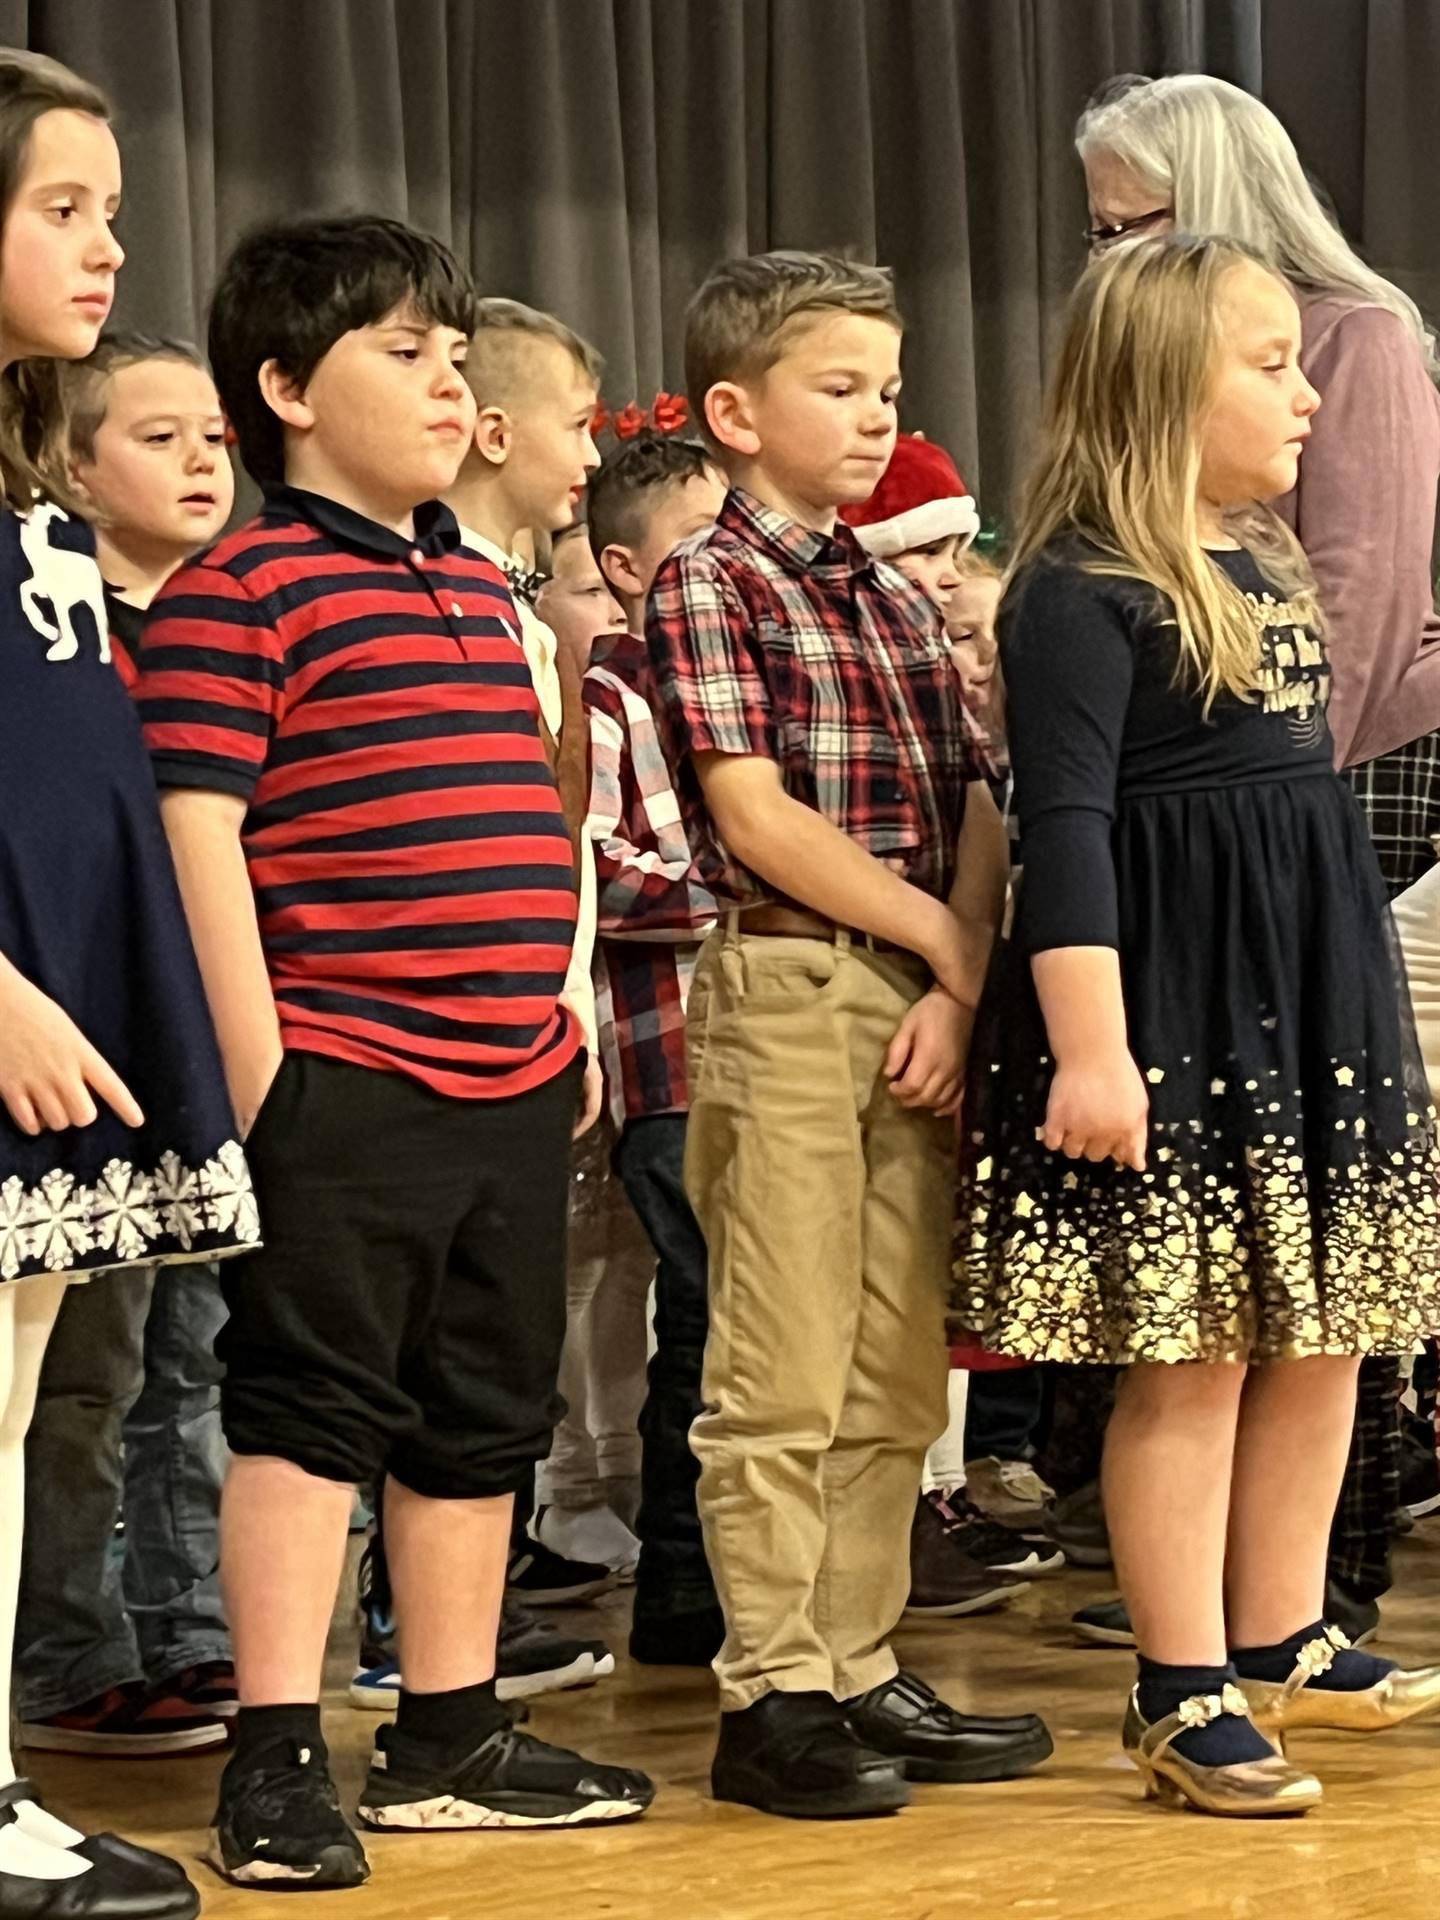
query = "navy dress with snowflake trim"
xmin=0 ymin=500 xmax=257 ymax=1281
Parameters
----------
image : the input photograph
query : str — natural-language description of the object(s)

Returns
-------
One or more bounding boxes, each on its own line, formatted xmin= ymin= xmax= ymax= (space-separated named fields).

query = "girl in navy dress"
xmin=956 ymin=234 xmax=1440 ymax=1818
xmin=0 ymin=49 xmax=254 ymax=1919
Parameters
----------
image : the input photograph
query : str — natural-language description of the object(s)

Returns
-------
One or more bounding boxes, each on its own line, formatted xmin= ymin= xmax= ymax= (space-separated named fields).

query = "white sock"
xmin=10 ymin=1797 xmax=86 ymax=1852
xmin=0 ymin=1820 xmax=89 ymax=1882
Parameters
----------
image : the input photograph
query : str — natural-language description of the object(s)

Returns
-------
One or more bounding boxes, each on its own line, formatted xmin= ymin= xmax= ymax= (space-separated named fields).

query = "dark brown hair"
xmin=0 ymin=49 xmax=113 ymax=509
xmin=586 ymin=430 xmax=717 ymax=564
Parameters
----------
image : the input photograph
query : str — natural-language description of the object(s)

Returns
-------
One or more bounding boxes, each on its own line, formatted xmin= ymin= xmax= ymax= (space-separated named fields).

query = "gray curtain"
xmin=7 ymin=0 xmax=1438 ymax=516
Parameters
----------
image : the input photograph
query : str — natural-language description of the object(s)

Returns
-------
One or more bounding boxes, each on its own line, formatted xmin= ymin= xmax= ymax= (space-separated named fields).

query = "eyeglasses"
xmin=1084 ymin=207 xmax=1172 ymax=251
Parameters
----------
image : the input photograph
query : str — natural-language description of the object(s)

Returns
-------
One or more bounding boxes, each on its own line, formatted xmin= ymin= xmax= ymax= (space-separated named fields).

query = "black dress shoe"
xmin=0 ymin=1818 xmax=198 ymax=1919
xmin=844 ymin=1670 xmax=1053 ymax=1783
xmin=711 ymin=1690 xmax=910 ymax=1819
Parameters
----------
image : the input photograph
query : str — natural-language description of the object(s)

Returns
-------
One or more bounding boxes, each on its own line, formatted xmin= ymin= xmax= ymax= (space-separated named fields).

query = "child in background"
xmin=15 ymin=334 xmax=238 ymax=1760
xmin=842 ymin=435 xmax=1059 ymax=1614
xmin=583 ymin=429 xmax=730 ymax=1664
xmin=529 ymin=521 xmax=659 ymax=1575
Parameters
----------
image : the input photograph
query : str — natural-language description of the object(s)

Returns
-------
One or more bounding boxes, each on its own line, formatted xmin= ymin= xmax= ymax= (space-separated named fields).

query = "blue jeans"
xmin=15 ymin=1263 xmax=230 ymax=1718
xmin=613 ymin=1113 xmax=716 ymax=1622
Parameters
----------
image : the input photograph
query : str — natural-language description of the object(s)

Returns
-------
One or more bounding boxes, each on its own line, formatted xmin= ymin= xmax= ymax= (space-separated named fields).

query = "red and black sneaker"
xmin=20 ymin=1680 xmax=229 ymax=1756
xmin=172 ymin=1661 xmax=240 ymax=1721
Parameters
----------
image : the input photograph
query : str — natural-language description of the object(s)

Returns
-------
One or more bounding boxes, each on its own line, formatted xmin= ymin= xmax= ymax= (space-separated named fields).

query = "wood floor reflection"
xmin=32 ymin=1528 xmax=1440 ymax=1920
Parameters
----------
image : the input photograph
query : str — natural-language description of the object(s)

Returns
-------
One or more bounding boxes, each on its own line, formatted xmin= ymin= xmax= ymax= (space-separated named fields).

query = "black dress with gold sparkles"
xmin=955 ymin=543 xmax=1440 ymax=1364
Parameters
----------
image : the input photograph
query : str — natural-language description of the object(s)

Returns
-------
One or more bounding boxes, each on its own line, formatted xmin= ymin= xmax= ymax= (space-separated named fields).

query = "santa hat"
xmin=840 ymin=433 xmax=980 ymax=558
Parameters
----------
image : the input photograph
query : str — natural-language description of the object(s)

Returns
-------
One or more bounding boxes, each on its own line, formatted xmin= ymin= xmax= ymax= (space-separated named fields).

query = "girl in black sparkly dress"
xmin=956 ymin=234 xmax=1440 ymax=1817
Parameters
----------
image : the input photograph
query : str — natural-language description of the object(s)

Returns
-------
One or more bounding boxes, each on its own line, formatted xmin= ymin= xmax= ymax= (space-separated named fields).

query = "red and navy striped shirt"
xmin=135 ymin=485 xmax=580 ymax=1100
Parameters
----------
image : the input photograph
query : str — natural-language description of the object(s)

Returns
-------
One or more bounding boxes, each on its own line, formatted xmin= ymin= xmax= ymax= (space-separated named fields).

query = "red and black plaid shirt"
xmin=585 ymin=631 xmax=717 ymax=1123
xmin=645 ymin=487 xmax=975 ymax=908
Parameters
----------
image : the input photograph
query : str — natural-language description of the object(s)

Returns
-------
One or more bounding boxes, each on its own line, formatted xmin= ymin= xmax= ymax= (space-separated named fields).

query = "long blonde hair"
xmin=1007 ymin=233 xmax=1321 ymax=709
xmin=1076 ymin=74 xmax=1438 ymax=379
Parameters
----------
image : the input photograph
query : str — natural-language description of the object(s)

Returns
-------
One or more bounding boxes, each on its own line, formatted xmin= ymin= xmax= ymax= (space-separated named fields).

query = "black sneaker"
xmin=1324 ymin=1575 xmax=1381 ymax=1648
xmin=208 ymin=1740 xmax=369 ymax=1889
xmin=711 ymin=1691 xmax=910 ymax=1820
xmin=927 ymin=1491 xmax=1064 ymax=1575
xmin=1044 ymin=1480 xmax=1112 ymax=1567
xmin=507 ymin=1538 xmax=615 ymax=1607
xmin=1072 ymin=1597 xmax=1136 ymax=1648
xmin=356 ymin=1720 xmax=654 ymax=1830
xmin=350 ymin=1591 xmax=614 ymax=1711
xmin=844 ymin=1670 xmax=1053 ymax=1783
xmin=1400 ymin=1429 xmax=1440 ymax=1521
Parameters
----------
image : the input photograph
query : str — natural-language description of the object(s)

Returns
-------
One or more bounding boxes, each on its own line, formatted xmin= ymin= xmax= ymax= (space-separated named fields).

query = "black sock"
xmin=1231 ymin=1619 xmax=1394 ymax=1692
xmin=395 ymin=1680 xmax=507 ymax=1755
xmin=231 ymin=1703 xmax=326 ymax=1771
xmin=1136 ymin=1658 xmax=1273 ymax=1765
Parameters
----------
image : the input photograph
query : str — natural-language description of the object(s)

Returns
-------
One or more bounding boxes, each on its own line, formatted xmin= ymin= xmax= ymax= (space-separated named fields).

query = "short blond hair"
xmin=465 ymin=298 xmax=603 ymax=410
xmin=684 ymin=251 xmax=900 ymax=449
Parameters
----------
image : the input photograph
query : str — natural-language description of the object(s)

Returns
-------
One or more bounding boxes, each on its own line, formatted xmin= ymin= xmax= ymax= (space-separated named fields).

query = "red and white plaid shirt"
xmin=645 ymin=487 xmax=976 ymax=909
xmin=585 ymin=631 xmax=717 ymax=1125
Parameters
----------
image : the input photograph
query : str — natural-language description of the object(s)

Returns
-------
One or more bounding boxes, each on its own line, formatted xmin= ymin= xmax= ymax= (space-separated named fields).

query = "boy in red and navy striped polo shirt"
xmin=135 ymin=215 xmax=652 ymax=1892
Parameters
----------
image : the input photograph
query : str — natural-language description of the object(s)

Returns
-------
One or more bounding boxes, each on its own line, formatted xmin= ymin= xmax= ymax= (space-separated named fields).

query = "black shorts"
xmin=219 ymin=1052 xmax=580 ymax=1499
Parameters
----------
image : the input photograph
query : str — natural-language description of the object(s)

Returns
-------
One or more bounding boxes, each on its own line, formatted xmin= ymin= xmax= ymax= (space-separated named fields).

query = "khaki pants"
xmin=685 ymin=924 xmax=954 ymax=1710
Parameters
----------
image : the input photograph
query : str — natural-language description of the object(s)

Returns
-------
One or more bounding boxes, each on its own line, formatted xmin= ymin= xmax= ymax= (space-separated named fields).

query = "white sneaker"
xmin=535 ymin=1503 xmax=641 ymax=1580
xmin=964 ymin=1457 xmax=1056 ymax=1529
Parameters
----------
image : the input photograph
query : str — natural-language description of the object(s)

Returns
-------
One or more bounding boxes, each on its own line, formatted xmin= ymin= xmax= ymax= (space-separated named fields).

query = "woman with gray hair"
xmin=1071 ymin=68 xmax=1440 ymax=1658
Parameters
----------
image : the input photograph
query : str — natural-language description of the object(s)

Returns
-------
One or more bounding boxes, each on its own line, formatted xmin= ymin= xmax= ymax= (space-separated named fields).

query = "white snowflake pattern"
xmin=0 ymin=1174 xmax=41 ymax=1280
xmin=154 ymin=1150 xmax=205 ymax=1249
xmin=199 ymin=1141 xmax=261 ymax=1246
xmin=91 ymin=1159 xmax=162 ymax=1262
xmin=26 ymin=1168 xmax=99 ymax=1272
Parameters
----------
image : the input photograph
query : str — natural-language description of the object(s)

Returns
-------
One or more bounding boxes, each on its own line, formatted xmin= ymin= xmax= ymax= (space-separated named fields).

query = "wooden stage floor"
xmin=32 ymin=1529 xmax=1440 ymax=1920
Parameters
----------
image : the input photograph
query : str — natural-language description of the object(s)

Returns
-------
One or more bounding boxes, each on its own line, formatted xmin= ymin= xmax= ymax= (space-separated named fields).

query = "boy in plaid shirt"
xmin=584 ymin=433 xmax=726 ymax=1665
xmin=645 ymin=250 xmax=1051 ymax=1819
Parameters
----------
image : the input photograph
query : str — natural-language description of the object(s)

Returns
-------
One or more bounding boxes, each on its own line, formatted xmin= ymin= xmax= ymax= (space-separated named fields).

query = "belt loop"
xmin=723 ymin=907 xmax=743 ymax=948
xmin=834 ymin=926 xmax=852 ymax=955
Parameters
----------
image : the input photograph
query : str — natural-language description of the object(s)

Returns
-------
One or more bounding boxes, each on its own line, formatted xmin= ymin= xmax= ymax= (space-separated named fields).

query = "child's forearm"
xmin=696 ymin=751 xmax=966 ymax=995
xmin=1031 ymin=946 xmax=1131 ymax=1064
xmin=942 ymin=780 xmax=1011 ymax=1006
xmin=159 ymin=789 xmax=282 ymax=1134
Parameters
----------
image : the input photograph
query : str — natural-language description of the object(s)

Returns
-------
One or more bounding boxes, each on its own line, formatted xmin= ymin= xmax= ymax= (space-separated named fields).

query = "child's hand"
xmin=884 ymin=986 xmax=973 ymax=1114
xmin=0 ymin=962 xmax=144 ymax=1136
xmin=574 ymin=1056 xmax=604 ymax=1139
xmin=1041 ymin=1053 xmax=1149 ymax=1171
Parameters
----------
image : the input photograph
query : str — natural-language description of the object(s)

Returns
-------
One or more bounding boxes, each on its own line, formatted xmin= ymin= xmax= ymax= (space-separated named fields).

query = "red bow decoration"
xmin=591 ymin=391 xmax=691 ymax=442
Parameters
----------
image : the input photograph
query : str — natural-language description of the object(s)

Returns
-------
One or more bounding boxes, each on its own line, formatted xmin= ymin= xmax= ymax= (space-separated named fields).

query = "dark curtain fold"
xmin=8 ymin=0 xmax=1436 ymax=515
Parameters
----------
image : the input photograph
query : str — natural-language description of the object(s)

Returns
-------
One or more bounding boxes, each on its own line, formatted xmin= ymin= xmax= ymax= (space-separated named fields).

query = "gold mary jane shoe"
xmin=1122 ymin=1683 xmax=1322 ymax=1818
xmin=1239 ymin=1626 xmax=1440 ymax=1743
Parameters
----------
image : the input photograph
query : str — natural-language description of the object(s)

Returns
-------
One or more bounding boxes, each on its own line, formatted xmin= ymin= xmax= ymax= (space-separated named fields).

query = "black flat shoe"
xmin=844 ymin=1670 xmax=1053 ymax=1782
xmin=711 ymin=1691 xmax=909 ymax=1819
xmin=0 ymin=1822 xmax=198 ymax=1919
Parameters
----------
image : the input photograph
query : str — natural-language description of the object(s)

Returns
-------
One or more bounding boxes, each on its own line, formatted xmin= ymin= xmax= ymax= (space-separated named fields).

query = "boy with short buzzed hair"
xmin=646 ymin=249 xmax=1052 ymax=1817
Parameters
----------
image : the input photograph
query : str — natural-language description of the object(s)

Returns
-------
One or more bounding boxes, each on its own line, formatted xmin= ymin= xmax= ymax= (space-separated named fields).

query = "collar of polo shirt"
xmin=263 ymin=483 xmax=463 ymax=562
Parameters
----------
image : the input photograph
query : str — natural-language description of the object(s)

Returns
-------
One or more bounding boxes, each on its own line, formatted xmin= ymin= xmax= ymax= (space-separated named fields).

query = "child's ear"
xmin=704 ymin=382 xmax=760 ymax=461
xmin=258 ymin=359 xmax=314 ymax=433
xmin=472 ymin=404 xmax=512 ymax=469
xmin=68 ymin=456 xmax=94 ymax=510
xmin=600 ymin=543 xmax=644 ymax=602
